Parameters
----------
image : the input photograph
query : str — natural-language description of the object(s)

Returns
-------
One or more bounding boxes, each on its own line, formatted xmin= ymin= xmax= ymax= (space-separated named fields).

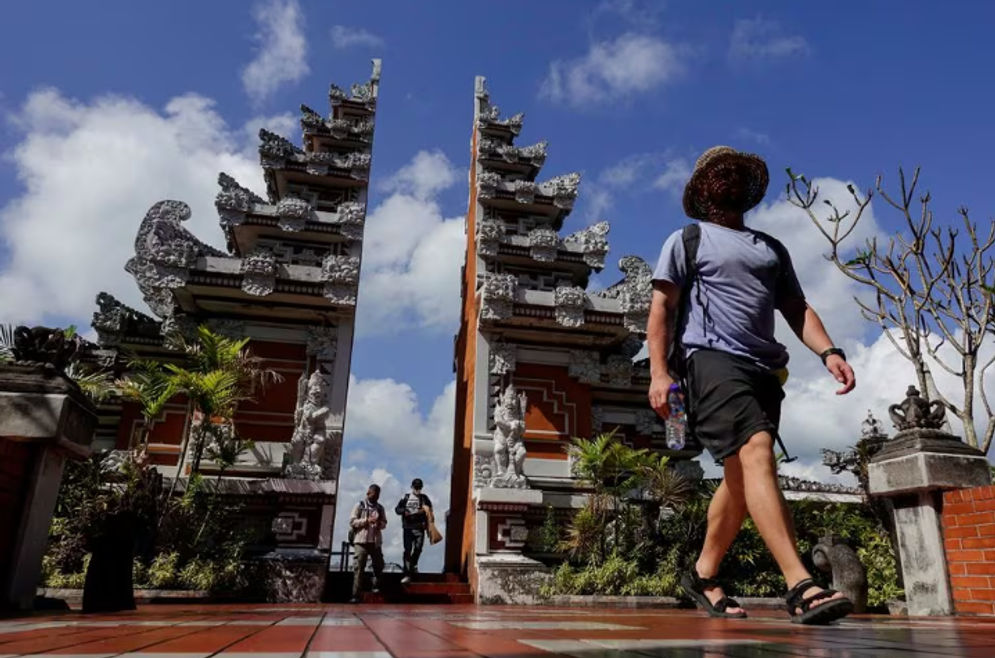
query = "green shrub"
xmin=858 ymin=529 xmax=904 ymax=607
xmin=146 ymin=552 xmax=181 ymax=589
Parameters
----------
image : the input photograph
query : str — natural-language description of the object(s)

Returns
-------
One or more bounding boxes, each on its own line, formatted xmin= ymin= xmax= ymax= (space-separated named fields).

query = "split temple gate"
xmin=445 ymin=77 xmax=700 ymax=603
xmin=83 ymin=62 xmax=381 ymax=601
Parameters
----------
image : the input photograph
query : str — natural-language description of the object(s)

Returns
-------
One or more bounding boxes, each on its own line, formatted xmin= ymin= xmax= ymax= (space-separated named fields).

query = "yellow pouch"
xmin=773 ymin=367 xmax=789 ymax=387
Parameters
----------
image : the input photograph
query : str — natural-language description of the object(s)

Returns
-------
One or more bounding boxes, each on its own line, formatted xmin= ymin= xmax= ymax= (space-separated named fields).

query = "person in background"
xmin=349 ymin=483 xmax=386 ymax=603
xmin=395 ymin=478 xmax=433 ymax=584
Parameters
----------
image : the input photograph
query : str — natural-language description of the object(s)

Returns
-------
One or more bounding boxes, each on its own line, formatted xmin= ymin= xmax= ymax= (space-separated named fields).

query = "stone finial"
xmin=861 ymin=410 xmax=887 ymax=439
xmin=888 ymin=385 xmax=946 ymax=431
xmin=9 ymin=326 xmax=83 ymax=372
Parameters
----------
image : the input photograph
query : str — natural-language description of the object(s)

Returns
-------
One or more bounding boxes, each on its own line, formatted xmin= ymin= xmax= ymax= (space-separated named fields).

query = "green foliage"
xmin=532 ymin=505 xmax=561 ymax=554
xmin=859 ymin=530 xmax=904 ymax=607
xmin=541 ymin=555 xmax=680 ymax=598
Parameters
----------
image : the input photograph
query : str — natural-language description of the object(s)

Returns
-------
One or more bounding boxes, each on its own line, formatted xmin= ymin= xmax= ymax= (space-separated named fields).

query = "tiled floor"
xmin=1 ymin=604 xmax=994 ymax=657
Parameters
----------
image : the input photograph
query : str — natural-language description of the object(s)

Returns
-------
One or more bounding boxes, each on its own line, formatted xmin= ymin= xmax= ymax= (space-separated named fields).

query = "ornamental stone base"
xmin=0 ymin=363 xmax=96 ymax=611
xmin=472 ymin=486 xmax=548 ymax=604
xmin=868 ymin=430 xmax=992 ymax=616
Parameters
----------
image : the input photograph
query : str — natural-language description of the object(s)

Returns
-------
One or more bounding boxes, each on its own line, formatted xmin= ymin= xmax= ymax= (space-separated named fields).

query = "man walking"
xmin=349 ymin=484 xmax=387 ymax=603
xmin=647 ymin=146 xmax=856 ymax=625
xmin=395 ymin=478 xmax=433 ymax=584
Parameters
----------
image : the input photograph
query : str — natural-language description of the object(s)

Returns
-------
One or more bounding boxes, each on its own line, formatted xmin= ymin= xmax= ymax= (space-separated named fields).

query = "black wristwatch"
xmin=820 ymin=347 xmax=846 ymax=365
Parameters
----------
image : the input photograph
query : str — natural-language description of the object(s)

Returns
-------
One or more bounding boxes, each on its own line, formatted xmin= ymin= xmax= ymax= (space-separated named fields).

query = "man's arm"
xmin=780 ymin=297 xmax=855 ymax=395
xmin=395 ymin=497 xmax=406 ymax=516
xmin=421 ymin=494 xmax=433 ymax=510
xmin=647 ymin=280 xmax=681 ymax=416
xmin=378 ymin=505 xmax=388 ymax=529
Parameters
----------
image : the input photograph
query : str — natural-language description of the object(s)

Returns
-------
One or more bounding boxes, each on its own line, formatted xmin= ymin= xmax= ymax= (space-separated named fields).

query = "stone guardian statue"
xmin=491 ymin=385 xmax=529 ymax=488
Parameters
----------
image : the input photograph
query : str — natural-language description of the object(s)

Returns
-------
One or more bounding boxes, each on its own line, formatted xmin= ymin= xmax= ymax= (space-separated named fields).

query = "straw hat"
xmin=682 ymin=146 xmax=769 ymax=220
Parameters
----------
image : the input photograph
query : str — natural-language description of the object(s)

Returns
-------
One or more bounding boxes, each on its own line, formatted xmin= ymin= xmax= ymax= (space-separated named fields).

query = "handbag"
xmin=424 ymin=505 xmax=443 ymax=545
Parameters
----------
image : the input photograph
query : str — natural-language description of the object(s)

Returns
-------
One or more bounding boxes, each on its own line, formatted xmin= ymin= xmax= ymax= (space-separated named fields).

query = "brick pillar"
xmin=942 ymin=485 xmax=995 ymax=616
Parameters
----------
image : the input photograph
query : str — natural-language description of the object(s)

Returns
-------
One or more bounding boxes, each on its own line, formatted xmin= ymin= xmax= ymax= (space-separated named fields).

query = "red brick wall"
xmin=942 ymin=485 xmax=995 ymax=616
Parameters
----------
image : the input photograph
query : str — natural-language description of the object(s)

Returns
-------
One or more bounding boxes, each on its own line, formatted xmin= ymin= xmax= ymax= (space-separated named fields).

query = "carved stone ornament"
xmin=476 ymin=217 xmax=504 ymax=257
xmin=126 ymin=200 xmax=226 ymax=319
xmin=284 ymin=369 xmax=336 ymax=480
xmin=275 ymin=196 xmax=314 ymax=232
xmin=240 ymin=247 xmax=278 ymax=297
xmin=541 ymin=172 xmax=581 ymax=209
xmin=563 ymin=221 xmax=610 ymax=270
xmin=321 ymin=255 xmax=361 ymax=286
xmin=258 ymin=128 xmax=303 ymax=167
xmin=299 ymin=104 xmax=325 ymax=132
xmin=596 ymin=255 xmax=654 ymax=334
xmin=528 ymin=227 xmax=560 ymax=262
xmin=334 ymin=202 xmax=366 ymax=240
xmin=514 ymin=180 xmax=537 ymax=205
xmin=92 ymin=292 xmax=162 ymax=347
xmin=888 ymin=385 xmax=946 ymax=431
xmin=477 ymin=171 xmax=504 ymax=200
xmin=635 ymin=409 xmax=660 ymax=435
xmin=480 ymin=273 xmax=517 ymax=321
xmin=568 ymin=350 xmax=601 ymax=384
xmin=861 ymin=410 xmax=888 ymax=439
xmin=475 ymin=76 xmax=524 ymax=135
xmin=9 ymin=326 xmax=83 ymax=372
xmin=491 ymin=385 xmax=529 ymax=489
xmin=605 ymin=354 xmax=633 ymax=386
xmin=591 ymin=405 xmax=605 ymax=433
xmin=554 ymin=286 xmax=587 ymax=328
xmin=489 ymin=342 xmax=517 ymax=375
xmin=305 ymin=151 xmax=371 ymax=179
xmin=812 ymin=535 xmax=868 ymax=613
xmin=479 ymin=138 xmax=547 ymax=167
xmin=215 ymin=172 xmax=264 ymax=227
xmin=206 ymin=319 xmax=246 ymax=339
xmin=306 ymin=326 xmax=338 ymax=363
xmin=473 ymin=452 xmax=494 ymax=488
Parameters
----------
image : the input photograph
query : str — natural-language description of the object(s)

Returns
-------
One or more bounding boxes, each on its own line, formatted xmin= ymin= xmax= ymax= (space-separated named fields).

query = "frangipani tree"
xmin=788 ymin=167 xmax=995 ymax=453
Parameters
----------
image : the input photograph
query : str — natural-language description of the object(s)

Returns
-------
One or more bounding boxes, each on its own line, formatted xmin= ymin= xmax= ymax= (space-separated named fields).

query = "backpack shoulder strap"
xmin=681 ymin=223 xmax=701 ymax=281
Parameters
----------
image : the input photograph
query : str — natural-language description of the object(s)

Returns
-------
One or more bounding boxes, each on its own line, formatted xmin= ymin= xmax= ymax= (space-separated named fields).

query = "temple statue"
xmin=284 ymin=370 xmax=332 ymax=480
xmin=491 ymin=385 xmax=528 ymax=489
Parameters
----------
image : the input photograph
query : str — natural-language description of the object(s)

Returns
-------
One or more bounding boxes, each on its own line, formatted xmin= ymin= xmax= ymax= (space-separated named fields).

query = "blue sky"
xmin=3 ymin=0 xmax=995 ymax=569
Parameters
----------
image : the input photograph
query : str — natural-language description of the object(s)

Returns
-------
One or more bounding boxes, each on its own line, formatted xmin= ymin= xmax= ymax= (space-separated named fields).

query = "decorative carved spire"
xmin=888 ymin=385 xmax=946 ymax=431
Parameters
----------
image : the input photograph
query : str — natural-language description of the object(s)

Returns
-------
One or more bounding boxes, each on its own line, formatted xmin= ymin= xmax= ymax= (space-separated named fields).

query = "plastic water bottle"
xmin=665 ymin=383 xmax=687 ymax=450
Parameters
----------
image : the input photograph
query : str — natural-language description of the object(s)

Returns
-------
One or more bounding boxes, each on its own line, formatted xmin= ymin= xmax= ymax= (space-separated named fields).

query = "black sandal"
xmin=785 ymin=578 xmax=854 ymax=625
xmin=680 ymin=570 xmax=747 ymax=618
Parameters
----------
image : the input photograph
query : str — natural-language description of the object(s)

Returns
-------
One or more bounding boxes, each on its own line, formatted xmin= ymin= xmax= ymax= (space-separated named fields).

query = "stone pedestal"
xmin=0 ymin=363 xmax=96 ymax=611
xmin=472 ymin=486 xmax=549 ymax=604
xmin=869 ymin=429 xmax=991 ymax=616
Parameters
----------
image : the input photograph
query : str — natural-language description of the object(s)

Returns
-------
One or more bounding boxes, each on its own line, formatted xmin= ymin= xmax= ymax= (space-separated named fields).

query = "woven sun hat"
xmin=682 ymin=145 xmax=769 ymax=220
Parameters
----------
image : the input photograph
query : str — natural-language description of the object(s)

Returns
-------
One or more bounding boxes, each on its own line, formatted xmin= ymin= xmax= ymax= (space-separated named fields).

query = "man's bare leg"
xmin=738 ymin=431 xmax=846 ymax=611
xmin=694 ymin=460 xmax=748 ymax=614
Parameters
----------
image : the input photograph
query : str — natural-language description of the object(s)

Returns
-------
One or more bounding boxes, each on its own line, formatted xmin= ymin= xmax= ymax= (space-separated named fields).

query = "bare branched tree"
xmin=786 ymin=167 xmax=995 ymax=454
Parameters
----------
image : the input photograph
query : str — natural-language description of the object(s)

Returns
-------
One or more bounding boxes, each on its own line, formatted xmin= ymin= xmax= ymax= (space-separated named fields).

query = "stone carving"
xmin=275 ymin=197 xmax=314 ymax=231
xmin=605 ymin=355 xmax=633 ymax=386
xmin=812 ymin=535 xmax=868 ymax=613
xmin=476 ymin=217 xmax=504 ymax=257
xmin=215 ymin=173 xmax=264 ymax=227
xmin=861 ymin=410 xmax=888 ymax=439
xmin=258 ymin=128 xmax=303 ymax=166
xmin=240 ymin=247 xmax=277 ymax=296
xmin=541 ymin=172 xmax=581 ymax=209
xmin=206 ymin=319 xmax=246 ymax=339
xmin=889 ymin=385 xmax=946 ymax=431
xmin=528 ymin=227 xmax=560 ymax=262
xmin=635 ymin=409 xmax=660 ymax=435
xmin=334 ymin=201 xmax=367 ymax=240
xmin=553 ymin=286 xmax=587 ymax=328
xmin=305 ymin=151 xmax=372 ymax=178
xmin=299 ymin=104 xmax=325 ymax=132
xmin=489 ymin=342 xmax=517 ymax=375
xmin=323 ymin=283 xmax=358 ymax=306
xmin=284 ymin=369 xmax=333 ymax=480
xmin=306 ymin=326 xmax=338 ymax=363
xmin=126 ymin=200 xmax=225 ymax=318
xmin=321 ymin=254 xmax=361 ymax=285
xmin=473 ymin=452 xmax=494 ymax=488
xmin=480 ymin=273 xmax=517 ymax=321
xmin=597 ymin=256 xmax=653 ymax=334
xmin=514 ymin=180 xmax=537 ymax=204
xmin=92 ymin=292 xmax=162 ymax=347
xmin=9 ymin=326 xmax=83 ymax=371
xmin=563 ymin=221 xmax=610 ymax=269
xmin=568 ymin=350 xmax=601 ymax=384
xmin=475 ymin=77 xmax=524 ymax=135
xmin=477 ymin=171 xmax=504 ymax=199
xmin=491 ymin=385 xmax=529 ymax=489
xmin=328 ymin=74 xmax=378 ymax=107
xmin=479 ymin=139 xmax=547 ymax=167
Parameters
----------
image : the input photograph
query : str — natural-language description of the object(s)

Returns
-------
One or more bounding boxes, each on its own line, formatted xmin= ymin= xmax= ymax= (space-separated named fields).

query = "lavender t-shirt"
xmin=652 ymin=222 xmax=805 ymax=370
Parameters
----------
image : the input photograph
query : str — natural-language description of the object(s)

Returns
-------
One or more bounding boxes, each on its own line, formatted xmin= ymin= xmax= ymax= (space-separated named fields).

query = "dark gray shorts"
xmin=686 ymin=349 xmax=784 ymax=464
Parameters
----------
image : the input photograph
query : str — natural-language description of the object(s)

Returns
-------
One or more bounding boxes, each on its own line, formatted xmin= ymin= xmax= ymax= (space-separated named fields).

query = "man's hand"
xmin=649 ymin=375 xmax=675 ymax=418
xmin=826 ymin=355 xmax=855 ymax=395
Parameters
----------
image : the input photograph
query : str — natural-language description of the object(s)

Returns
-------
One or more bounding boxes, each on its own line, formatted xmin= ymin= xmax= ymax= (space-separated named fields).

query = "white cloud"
xmin=330 ymin=25 xmax=384 ymax=50
xmin=735 ymin=127 xmax=771 ymax=145
xmin=335 ymin=378 xmax=456 ymax=571
xmin=358 ymin=150 xmax=465 ymax=333
xmin=729 ymin=17 xmax=810 ymax=61
xmin=0 ymin=89 xmax=268 ymax=326
xmin=241 ymin=0 xmax=309 ymax=104
xmin=541 ymin=33 xmax=685 ymax=107
xmin=652 ymin=157 xmax=691 ymax=195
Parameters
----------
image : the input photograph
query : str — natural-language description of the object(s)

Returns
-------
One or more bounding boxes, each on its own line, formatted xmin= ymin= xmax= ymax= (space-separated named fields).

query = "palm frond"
xmin=64 ymin=363 xmax=118 ymax=403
